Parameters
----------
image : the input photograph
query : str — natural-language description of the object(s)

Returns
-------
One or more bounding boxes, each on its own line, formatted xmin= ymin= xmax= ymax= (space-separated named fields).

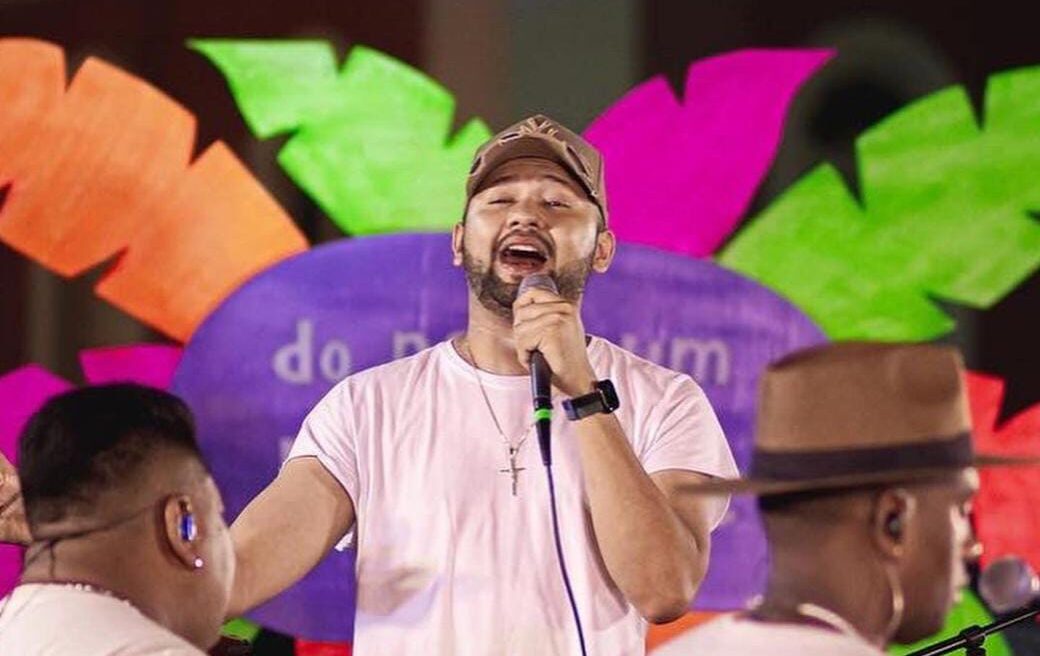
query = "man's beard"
xmin=462 ymin=248 xmax=593 ymax=320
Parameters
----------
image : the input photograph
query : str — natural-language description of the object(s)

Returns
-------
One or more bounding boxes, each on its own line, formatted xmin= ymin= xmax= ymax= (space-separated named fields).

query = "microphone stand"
xmin=905 ymin=601 xmax=1040 ymax=656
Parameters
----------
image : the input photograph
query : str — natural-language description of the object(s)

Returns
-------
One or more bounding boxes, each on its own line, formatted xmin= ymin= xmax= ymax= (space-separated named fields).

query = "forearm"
xmin=574 ymin=413 xmax=707 ymax=622
xmin=227 ymin=457 xmax=354 ymax=617
xmin=227 ymin=501 xmax=308 ymax=617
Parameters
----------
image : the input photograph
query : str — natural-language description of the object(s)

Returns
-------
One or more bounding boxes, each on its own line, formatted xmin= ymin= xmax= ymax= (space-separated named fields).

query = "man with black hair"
xmin=0 ymin=383 xmax=235 ymax=655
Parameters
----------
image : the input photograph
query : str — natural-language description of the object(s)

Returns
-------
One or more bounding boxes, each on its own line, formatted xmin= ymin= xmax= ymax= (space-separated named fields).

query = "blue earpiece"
xmin=179 ymin=514 xmax=197 ymax=542
xmin=178 ymin=501 xmax=197 ymax=542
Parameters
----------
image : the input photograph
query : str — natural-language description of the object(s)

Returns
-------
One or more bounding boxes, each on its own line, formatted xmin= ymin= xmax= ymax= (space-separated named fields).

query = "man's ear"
xmin=871 ymin=488 xmax=916 ymax=560
xmin=592 ymin=229 xmax=616 ymax=273
xmin=162 ymin=495 xmax=201 ymax=571
xmin=451 ymin=222 xmax=465 ymax=267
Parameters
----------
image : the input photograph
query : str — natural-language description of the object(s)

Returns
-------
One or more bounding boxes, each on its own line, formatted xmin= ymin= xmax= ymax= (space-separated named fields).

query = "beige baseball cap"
xmin=466 ymin=114 xmax=608 ymax=224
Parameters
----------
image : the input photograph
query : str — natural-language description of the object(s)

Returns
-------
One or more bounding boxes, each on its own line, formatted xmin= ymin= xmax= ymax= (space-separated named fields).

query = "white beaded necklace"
xmin=795 ymin=602 xmax=870 ymax=643
xmin=749 ymin=597 xmax=879 ymax=649
xmin=0 ymin=580 xmax=136 ymax=627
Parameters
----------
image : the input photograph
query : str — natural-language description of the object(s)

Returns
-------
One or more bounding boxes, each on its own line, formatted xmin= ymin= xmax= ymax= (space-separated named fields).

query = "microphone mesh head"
xmin=979 ymin=555 xmax=1040 ymax=613
xmin=518 ymin=273 xmax=558 ymax=297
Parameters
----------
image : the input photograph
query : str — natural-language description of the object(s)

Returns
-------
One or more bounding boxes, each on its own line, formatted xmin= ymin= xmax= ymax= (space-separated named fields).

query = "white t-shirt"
xmin=0 ymin=583 xmax=205 ymax=655
xmin=652 ymin=613 xmax=886 ymax=655
xmin=288 ymin=337 xmax=738 ymax=655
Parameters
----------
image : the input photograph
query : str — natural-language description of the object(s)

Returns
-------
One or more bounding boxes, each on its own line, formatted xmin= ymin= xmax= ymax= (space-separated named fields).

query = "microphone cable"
xmin=538 ymin=404 xmax=588 ymax=656
xmin=520 ymin=272 xmax=589 ymax=655
xmin=543 ymin=458 xmax=589 ymax=656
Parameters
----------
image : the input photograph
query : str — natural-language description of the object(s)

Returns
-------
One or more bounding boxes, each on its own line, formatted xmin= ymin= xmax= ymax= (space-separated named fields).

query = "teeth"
xmin=509 ymin=244 xmax=540 ymax=253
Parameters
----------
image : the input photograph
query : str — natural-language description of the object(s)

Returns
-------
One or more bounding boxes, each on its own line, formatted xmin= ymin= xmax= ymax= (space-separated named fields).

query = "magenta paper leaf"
xmin=0 ymin=365 xmax=72 ymax=455
xmin=80 ymin=344 xmax=182 ymax=390
xmin=584 ymin=48 xmax=833 ymax=257
xmin=1 ymin=346 xmax=176 ymax=596
xmin=0 ymin=365 xmax=72 ymax=596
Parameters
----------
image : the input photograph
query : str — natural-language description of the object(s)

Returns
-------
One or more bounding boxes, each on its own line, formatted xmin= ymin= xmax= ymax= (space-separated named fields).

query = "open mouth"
xmin=497 ymin=238 xmax=551 ymax=271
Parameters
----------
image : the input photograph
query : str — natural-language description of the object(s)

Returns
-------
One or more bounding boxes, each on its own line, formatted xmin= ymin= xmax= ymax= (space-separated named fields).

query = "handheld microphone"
xmin=518 ymin=272 xmax=589 ymax=656
xmin=979 ymin=555 xmax=1040 ymax=613
xmin=518 ymin=273 xmax=557 ymax=466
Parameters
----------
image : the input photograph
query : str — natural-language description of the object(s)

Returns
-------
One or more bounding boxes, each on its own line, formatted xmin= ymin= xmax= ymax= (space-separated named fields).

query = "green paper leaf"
xmin=888 ymin=589 xmax=1012 ymax=656
xmin=221 ymin=617 xmax=261 ymax=643
xmin=720 ymin=66 xmax=1040 ymax=341
xmin=189 ymin=39 xmax=343 ymax=139
xmin=193 ymin=39 xmax=491 ymax=235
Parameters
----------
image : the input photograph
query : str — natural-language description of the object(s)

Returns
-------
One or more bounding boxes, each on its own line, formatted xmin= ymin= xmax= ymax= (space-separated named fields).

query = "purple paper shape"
xmin=80 ymin=344 xmax=183 ymax=390
xmin=173 ymin=233 xmax=824 ymax=640
xmin=584 ymin=49 xmax=833 ymax=257
xmin=0 ymin=366 xmax=73 ymax=596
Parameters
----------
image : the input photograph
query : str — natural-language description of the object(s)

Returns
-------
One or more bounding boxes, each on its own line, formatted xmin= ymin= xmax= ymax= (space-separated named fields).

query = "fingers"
xmin=513 ymin=300 xmax=574 ymax=326
xmin=514 ymin=312 xmax=568 ymax=359
xmin=0 ymin=491 xmax=20 ymax=514
xmin=0 ymin=453 xmax=31 ymax=545
xmin=0 ymin=494 xmax=31 ymax=545
xmin=514 ymin=287 xmax=561 ymax=308
xmin=0 ymin=457 xmax=20 ymax=497
xmin=511 ymin=283 xmax=590 ymax=391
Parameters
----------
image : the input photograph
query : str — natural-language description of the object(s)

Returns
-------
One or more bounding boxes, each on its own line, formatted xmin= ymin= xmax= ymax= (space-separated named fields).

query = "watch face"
xmin=597 ymin=380 xmax=620 ymax=411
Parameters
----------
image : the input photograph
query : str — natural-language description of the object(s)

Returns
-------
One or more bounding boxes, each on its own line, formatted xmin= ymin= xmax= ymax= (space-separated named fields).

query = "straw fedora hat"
xmin=686 ymin=341 xmax=1038 ymax=496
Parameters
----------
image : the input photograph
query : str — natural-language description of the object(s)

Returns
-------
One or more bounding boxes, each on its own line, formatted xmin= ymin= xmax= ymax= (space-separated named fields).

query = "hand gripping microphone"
xmin=517 ymin=273 xmax=557 ymax=467
xmin=518 ymin=272 xmax=589 ymax=656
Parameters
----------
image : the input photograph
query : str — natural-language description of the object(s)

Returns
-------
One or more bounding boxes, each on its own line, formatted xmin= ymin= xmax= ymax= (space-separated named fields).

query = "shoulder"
xmin=657 ymin=615 xmax=883 ymax=656
xmin=346 ymin=342 xmax=444 ymax=386
xmin=652 ymin=615 xmax=743 ymax=654
xmin=0 ymin=586 xmax=205 ymax=655
xmin=319 ymin=342 xmax=449 ymax=406
xmin=590 ymin=336 xmax=705 ymax=400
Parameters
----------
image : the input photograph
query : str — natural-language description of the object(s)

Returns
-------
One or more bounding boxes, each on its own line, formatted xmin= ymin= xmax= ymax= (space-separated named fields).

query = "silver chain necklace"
xmin=458 ymin=337 xmax=532 ymax=496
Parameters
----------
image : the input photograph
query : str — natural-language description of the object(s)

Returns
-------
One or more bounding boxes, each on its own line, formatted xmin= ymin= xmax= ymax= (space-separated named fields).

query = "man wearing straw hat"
xmin=658 ymin=341 xmax=1027 ymax=656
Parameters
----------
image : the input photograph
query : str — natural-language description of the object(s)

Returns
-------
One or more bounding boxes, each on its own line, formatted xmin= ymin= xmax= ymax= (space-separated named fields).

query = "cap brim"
xmin=468 ymin=136 xmax=591 ymax=198
xmin=680 ymin=452 xmax=1040 ymax=497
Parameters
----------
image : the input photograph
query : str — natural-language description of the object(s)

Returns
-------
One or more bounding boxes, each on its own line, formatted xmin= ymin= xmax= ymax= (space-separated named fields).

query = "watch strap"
xmin=562 ymin=380 xmax=619 ymax=420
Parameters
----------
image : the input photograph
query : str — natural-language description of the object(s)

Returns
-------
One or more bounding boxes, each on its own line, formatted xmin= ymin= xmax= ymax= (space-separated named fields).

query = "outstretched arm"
xmin=227 ymin=456 xmax=354 ymax=616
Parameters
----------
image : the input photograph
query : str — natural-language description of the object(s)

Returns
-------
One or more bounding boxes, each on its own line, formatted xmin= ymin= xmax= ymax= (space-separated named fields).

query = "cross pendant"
xmin=499 ymin=446 xmax=526 ymax=497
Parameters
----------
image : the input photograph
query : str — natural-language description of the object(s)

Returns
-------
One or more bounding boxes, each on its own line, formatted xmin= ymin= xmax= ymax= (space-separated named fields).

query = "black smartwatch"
xmin=562 ymin=380 xmax=619 ymax=420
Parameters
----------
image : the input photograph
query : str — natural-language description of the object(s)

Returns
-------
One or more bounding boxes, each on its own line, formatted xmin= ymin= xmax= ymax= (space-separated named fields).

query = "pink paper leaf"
xmin=79 ymin=344 xmax=182 ymax=390
xmin=0 ymin=365 xmax=72 ymax=597
xmin=1 ymin=346 xmax=177 ymax=596
xmin=584 ymin=48 xmax=833 ymax=257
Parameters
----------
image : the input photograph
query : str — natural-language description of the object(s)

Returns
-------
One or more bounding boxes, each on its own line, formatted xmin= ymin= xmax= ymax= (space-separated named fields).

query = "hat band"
xmin=750 ymin=431 xmax=973 ymax=481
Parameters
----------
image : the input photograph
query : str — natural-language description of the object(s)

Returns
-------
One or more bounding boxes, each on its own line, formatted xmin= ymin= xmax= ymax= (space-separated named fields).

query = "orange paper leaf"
xmin=646 ymin=611 xmax=721 ymax=651
xmin=0 ymin=38 xmax=307 ymax=341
